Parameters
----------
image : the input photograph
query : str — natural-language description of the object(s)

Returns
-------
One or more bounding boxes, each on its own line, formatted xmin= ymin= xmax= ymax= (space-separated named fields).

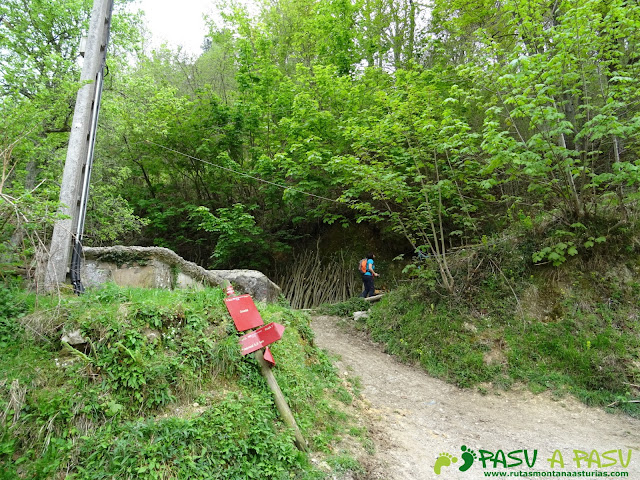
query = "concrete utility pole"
xmin=44 ymin=0 xmax=114 ymax=291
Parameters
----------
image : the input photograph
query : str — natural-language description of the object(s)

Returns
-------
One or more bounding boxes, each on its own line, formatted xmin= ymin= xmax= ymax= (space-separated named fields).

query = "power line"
xmin=144 ymin=140 xmax=345 ymax=204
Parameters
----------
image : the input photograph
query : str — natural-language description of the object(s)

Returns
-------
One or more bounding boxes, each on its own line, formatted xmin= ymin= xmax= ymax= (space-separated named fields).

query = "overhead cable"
xmin=144 ymin=140 xmax=344 ymax=204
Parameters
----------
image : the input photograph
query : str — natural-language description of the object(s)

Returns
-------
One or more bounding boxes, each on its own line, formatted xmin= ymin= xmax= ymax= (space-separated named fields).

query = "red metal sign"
xmin=224 ymin=294 xmax=264 ymax=332
xmin=263 ymin=346 xmax=275 ymax=366
xmin=239 ymin=322 xmax=285 ymax=356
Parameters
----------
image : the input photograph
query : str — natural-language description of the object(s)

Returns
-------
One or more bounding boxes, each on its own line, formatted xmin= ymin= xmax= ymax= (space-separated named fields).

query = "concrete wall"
xmin=81 ymin=246 xmax=280 ymax=303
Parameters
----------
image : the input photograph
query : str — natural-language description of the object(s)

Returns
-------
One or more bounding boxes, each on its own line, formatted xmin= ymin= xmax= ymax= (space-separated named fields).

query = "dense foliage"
xmin=3 ymin=0 xmax=639 ymax=284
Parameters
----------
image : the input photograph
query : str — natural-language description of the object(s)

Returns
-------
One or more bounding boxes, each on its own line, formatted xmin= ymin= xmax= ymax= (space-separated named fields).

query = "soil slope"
xmin=311 ymin=315 xmax=640 ymax=480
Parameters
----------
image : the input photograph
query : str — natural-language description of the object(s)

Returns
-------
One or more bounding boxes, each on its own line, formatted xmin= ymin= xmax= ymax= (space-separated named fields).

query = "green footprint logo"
xmin=434 ymin=452 xmax=458 ymax=475
xmin=459 ymin=445 xmax=477 ymax=472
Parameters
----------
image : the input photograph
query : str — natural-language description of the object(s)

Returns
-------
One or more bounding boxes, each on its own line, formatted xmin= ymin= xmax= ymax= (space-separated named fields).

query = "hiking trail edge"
xmin=310 ymin=315 xmax=640 ymax=480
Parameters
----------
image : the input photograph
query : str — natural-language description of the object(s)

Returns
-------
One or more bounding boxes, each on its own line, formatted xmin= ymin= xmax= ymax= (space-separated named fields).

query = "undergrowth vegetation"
xmin=316 ymin=297 xmax=371 ymax=318
xmin=347 ymin=233 xmax=640 ymax=418
xmin=0 ymin=284 xmax=363 ymax=479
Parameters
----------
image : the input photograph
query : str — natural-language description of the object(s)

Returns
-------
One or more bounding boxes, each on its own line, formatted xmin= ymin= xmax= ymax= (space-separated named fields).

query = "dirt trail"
xmin=311 ymin=315 xmax=640 ymax=480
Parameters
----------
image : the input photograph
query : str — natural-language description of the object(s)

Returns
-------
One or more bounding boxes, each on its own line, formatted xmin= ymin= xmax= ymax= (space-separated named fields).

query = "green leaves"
xmin=447 ymin=0 xmax=640 ymax=222
xmin=532 ymin=243 xmax=576 ymax=267
xmin=0 ymin=0 xmax=87 ymax=98
xmin=532 ymin=226 xmax=607 ymax=266
xmin=75 ymin=391 xmax=304 ymax=479
xmin=0 ymin=284 xmax=359 ymax=479
xmin=0 ymin=0 xmax=147 ymax=264
xmin=192 ymin=204 xmax=271 ymax=268
xmin=6 ymin=0 xmax=638 ymax=279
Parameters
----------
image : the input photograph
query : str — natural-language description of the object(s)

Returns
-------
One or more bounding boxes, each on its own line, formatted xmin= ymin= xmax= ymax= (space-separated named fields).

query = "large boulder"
xmin=81 ymin=246 xmax=281 ymax=303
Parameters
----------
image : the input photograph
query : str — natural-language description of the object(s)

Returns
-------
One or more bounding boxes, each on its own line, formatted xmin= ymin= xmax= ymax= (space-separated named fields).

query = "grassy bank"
xmin=340 ymin=241 xmax=640 ymax=418
xmin=0 ymin=284 xmax=363 ymax=479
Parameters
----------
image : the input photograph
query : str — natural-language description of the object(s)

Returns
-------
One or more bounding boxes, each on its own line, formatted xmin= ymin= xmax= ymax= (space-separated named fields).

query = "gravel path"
xmin=311 ymin=315 xmax=640 ymax=480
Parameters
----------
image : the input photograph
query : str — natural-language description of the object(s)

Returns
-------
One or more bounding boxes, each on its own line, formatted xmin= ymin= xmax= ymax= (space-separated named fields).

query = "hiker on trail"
xmin=359 ymin=253 xmax=379 ymax=298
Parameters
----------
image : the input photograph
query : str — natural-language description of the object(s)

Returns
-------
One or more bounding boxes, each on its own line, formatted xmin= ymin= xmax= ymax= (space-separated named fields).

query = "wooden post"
xmin=223 ymin=280 xmax=307 ymax=451
xmin=253 ymin=349 xmax=308 ymax=451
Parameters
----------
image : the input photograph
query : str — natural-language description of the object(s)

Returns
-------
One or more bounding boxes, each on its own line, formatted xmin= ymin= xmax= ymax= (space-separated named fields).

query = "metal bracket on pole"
xmin=71 ymin=60 xmax=106 ymax=294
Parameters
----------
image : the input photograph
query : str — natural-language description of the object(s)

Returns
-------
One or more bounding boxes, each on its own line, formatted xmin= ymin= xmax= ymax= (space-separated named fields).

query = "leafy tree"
xmin=198 ymin=27 xmax=239 ymax=103
xmin=471 ymin=1 xmax=639 ymax=212
xmin=357 ymin=0 xmax=424 ymax=70
xmin=0 ymin=0 xmax=144 ymax=271
xmin=326 ymin=67 xmax=486 ymax=292
xmin=192 ymin=203 xmax=276 ymax=268
xmin=424 ymin=0 xmax=640 ymax=267
xmin=31 ymin=0 xmax=636 ymax=284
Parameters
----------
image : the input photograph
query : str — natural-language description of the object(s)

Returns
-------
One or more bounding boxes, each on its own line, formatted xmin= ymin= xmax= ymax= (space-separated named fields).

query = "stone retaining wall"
xmin=81 ymin=246 xmax=281 ymax=303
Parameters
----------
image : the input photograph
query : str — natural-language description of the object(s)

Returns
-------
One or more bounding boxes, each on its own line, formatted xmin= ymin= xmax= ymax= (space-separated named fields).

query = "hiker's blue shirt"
xmin=364 ymin=259 xmax=374 ymax=276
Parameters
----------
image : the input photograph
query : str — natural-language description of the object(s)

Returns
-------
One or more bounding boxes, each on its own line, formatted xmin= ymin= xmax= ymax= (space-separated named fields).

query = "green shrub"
xmin=75 ymin=391 xmax=306 ymax=480
xmin=316 ymin=297 xmax=370 ymax=317
xmin=0 ymin=287 xmax=28 ymax=345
